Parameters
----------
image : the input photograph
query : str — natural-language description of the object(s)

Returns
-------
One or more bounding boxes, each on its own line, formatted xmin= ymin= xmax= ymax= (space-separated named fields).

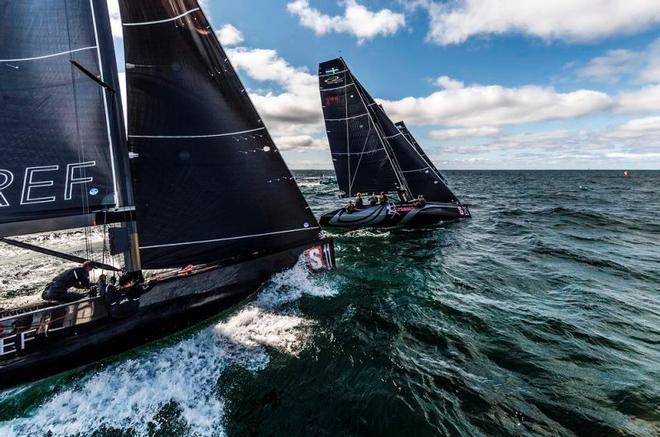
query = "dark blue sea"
xmin=1 ymin=170 xmax=658 ymax=436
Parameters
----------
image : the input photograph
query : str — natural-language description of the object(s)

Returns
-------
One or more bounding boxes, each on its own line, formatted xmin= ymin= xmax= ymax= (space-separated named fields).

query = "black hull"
xmin=319 ymin=202 xmax=470 ymax=229
xmin=0 ymin=240 xmax=335 ymax=389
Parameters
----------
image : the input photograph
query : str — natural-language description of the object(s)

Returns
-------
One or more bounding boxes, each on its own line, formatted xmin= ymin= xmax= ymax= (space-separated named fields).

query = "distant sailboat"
xmin=317 ymin=58 xmax=470 ymax=228
xmin=0 ymin=0 xmax=334 ymax=388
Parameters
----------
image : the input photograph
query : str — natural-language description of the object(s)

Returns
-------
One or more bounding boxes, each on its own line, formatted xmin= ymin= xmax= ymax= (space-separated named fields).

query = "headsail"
xmin=119 ymin=0 xmax=321 ymax=269
xmin=0 ymin=0 xmax=130 ymax=237
xmin=319 ymin=59 xmax=403 ymax=197
xmin=395 ymin=121 xmax=447 ymax=183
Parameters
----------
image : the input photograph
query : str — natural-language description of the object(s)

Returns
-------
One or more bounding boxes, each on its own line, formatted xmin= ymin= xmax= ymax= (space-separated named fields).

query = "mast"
xmin=90 ymin=0 xmax=141 ymax=273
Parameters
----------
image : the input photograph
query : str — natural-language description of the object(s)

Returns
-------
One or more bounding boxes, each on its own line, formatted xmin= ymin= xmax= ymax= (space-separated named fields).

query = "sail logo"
xmin=325 ymin=67 xmax=340 ymax=75
xmin=324 ymin=95 xmax=343 ymax=106
xmin=324 ymin=76 xmax=343 ymax=85
xmin=0 ymin=161 xmax=99 ymax=207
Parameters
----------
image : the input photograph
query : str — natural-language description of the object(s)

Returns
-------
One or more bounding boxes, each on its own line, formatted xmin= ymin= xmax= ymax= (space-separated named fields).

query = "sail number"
xmin=0 ymin=162 xmax=97 ymax=207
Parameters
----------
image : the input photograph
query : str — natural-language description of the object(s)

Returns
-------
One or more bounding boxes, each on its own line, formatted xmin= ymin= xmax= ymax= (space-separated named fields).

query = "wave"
xmin=0 ymin=260 xmax=337 ymax=436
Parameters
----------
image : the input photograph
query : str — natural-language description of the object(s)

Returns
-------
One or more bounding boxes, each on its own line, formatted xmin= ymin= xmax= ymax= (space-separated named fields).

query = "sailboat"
xmin=317 ymin=58 xmax=470 ymax=228
xmin=0 ymin=0 xmax=334 ymax=389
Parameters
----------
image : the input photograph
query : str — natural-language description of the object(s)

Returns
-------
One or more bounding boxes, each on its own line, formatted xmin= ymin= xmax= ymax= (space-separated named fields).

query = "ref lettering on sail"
xmin=0 ymin=0 xmax=130 ymax=238
xmin=0 ymin=162 xmax=106 ymax=206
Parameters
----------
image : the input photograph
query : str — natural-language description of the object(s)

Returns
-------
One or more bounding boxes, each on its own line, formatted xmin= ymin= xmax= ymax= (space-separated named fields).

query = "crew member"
xmin=379 ymin=192 xmax=389 ymax=205
xmin=104 ymin=276 xmax=121 ymax=305
xmin=347 ymin=201 xmax=356 ymax=213
xmin=42 ymin=261 xmax=94 ymax=302
xmin=415 ymin=195 xmax=427 ymax=207
xmin=369 ymin=193 xmax=378 ymax=206
xmin=355 ymin=193 xmax=364 ymax=208
xmin=98 ymin=274 xmax=108 ymax=298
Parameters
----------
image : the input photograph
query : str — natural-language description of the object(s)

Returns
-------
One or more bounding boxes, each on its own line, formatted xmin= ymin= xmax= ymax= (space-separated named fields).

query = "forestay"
xmin=0 ymin=0 xmax=128 ymax=237
xmin=119 ymin=0 xmax=321 ymax=269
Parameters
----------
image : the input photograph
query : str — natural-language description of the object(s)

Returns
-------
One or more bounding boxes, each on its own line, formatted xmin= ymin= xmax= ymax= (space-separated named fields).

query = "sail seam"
xmin=321 ymin=83 xmax=355 ymax=92
xmin=401 ymin=167 xmax=431 ymax=173
xmin=123 ymin=8 xmax=201 ymax=26
xmin=325 ymin=113 xmax=368 ymax=122
xmin=332 ymin=148 xmax=386 ymax=156
xmin=0 ymin=46 xmax=97 ymax=63
xmin=129 ymin=127 xmax=266 ymax=139
xmin=384 ymin=132 xmax=403 ymax=139
xmin=140 ymin=227 xmax=320 ymax=250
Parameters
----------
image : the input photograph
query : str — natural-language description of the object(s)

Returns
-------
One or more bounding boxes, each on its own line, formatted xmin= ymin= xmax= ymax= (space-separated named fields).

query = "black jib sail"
xmin=350 ymin=68 xmax=459 ymax=204
xmin=119 ymin=0 xmax=321 ymax=269
xmin=395 ymin=121 xmax=447 ymax=183
xmin=0 ymin=0 xmax=131 ymax=237
xmin=319 ymin=59 xmax=404 ymax=198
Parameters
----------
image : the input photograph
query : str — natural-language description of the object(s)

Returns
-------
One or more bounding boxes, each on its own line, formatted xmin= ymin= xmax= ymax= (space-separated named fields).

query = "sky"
xmin=109 ymin=0 xmax=660 ymax=170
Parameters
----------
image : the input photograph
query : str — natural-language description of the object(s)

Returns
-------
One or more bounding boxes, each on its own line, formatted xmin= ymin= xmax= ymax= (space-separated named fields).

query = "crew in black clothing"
xmin=415 ymin=195 xmax=427 ymax=207
xmin=379 ymin=192 xmax=389 ymax=205
xmin=369 ymin=193 xmax=378 ymax=206
xmin=42 ymin=261 xmax=94 ymax=302
xmin=104 ymin=277 xmax=121 ymax=305
xmin=355 ymin=193 xmax=364 ymax=208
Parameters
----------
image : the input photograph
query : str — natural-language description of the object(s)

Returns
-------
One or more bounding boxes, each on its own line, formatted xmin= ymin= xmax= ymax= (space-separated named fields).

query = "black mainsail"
xmin=0 ymin=0 xmax=132 ymax=238
xmin=319 ymin=58 xmax=460 ymax=204
xmin=119 ymin=0 xmax=321 ymax=269
xmin=319 ymin=59 xmax=404 ymax=198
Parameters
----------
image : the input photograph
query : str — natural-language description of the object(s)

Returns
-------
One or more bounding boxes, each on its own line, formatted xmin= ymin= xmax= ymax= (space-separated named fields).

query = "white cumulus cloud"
xmin=577 ymin=38 xmax=660 ymax=83
xmin=429 ymin=126 xmax=500 ymax=139
xmin=224 ymin=46 xmax=327 ymax=150
xmin=287 ymin=0 xmax=406 ymax=43
xmin=378 ymin=79 xmax=613 ymax=127
xmin=216 ymin=24 xmax=244 ymax=46
xmin=406 ymin=0 xmax=660 ymax=45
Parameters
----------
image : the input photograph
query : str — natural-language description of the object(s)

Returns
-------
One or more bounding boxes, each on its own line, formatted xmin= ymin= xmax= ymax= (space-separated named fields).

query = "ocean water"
xmin=1 ymin=170 xmax=659 ymax=436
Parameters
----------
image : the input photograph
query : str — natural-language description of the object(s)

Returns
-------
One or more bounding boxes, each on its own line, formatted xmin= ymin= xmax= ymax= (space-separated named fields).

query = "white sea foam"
xmin=0 ymin=259 xmax=336 ymax=436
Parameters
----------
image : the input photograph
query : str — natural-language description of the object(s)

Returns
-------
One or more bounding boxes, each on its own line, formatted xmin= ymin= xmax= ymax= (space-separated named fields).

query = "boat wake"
xmin=0 ymin=260 xmax=337 ymax=436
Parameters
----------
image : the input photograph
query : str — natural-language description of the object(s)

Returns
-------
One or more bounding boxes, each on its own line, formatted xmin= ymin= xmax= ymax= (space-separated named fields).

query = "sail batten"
xmin=120 ymin=0 xmax=320 ymax=269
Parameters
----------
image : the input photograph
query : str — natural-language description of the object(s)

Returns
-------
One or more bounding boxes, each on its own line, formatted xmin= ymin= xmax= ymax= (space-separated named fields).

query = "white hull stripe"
xmin=325 ymin=113 xmax=368 ymax=122
xmin=141 ymin=227 xmax=320 ymax=250
xmin=130 ymin=127 xmax=265 ymax=139
xmin=123 ymin=8 xmax=200 ymax=26
xmin=0 ymin=46 xmax=97 ymax=63
xmin=321 ymin=83 xmax=355 ymax=92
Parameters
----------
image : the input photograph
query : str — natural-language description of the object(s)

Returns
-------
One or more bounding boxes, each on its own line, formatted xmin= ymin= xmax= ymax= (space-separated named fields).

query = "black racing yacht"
xmin=318 ymin=58 xmax=470 ymax=229
xmin=0 ymin=0 xmax=334 ymax=389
